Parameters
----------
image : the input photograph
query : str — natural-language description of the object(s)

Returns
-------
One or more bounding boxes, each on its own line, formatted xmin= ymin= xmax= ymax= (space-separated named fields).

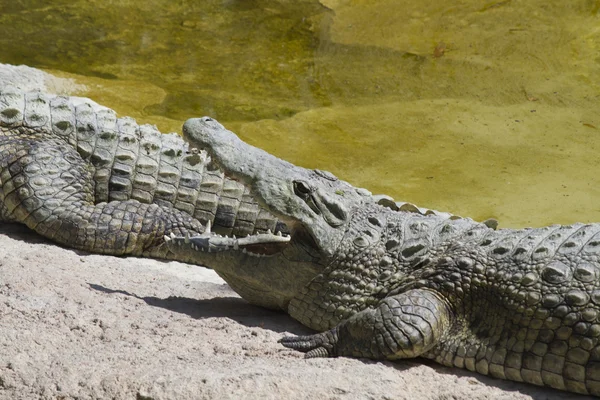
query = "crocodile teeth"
xmin=205 ymin=220 xmax=212 ymax=234
xmin=170 ymin=232 xmax=177 ymax=239
xmin=184 ymin=232 xmax=190 ymax=244
xmin=163 ymin=235 xmax=171 ymax=242
xmin=277 ymin=231 xmax=282 ymax=236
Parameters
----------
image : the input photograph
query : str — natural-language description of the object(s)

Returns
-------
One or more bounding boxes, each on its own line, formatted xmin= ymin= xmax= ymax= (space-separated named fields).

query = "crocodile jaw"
xmin=164 ymin=220 xmax=290 ymax=256
xmin=182 ymin=117 xmax=367 ymax=257
xmin=164 ymin=221 xmax=322 ymax=310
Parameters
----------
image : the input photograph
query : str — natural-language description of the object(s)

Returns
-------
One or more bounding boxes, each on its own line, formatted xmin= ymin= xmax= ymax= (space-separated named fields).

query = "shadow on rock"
xmin=0 ymin=222 xmax=49 ymax=244
xmin=88 ymin=283 xmax=313 ymax=335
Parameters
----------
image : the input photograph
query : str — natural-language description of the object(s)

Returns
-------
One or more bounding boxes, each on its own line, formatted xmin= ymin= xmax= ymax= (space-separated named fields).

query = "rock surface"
xmin=0 ymin=63 xmax=86 ymax=94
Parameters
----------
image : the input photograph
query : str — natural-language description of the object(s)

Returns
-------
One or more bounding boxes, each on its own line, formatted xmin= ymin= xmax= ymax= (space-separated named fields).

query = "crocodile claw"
xmin=279 ymin=330 xmax=339 ymax=358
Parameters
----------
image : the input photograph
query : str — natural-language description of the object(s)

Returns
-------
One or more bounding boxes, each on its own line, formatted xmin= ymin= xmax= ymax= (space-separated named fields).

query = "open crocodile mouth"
xmin=164 ymin=220 xmax=291 ymax=256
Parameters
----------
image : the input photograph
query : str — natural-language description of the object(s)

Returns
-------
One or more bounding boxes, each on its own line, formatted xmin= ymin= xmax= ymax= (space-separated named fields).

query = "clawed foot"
xmin=278 ymin=330 xmax=339 ymax=358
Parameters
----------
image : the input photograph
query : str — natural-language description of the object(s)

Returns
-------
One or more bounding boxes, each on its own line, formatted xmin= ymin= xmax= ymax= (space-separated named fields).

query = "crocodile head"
xmin=165 ymin=117 xmax=370 ymax=310
xmin=182 ymin=117 xmax=369 ymax=256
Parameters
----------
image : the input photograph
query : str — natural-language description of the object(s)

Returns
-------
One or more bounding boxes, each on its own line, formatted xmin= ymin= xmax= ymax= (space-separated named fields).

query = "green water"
xmin=1 ymin=0 xmax=599 ymax=227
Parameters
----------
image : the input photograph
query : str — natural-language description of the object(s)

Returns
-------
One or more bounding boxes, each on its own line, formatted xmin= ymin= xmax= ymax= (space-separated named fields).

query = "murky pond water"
xmin=1 ymin=0 xmax=599 ymax=227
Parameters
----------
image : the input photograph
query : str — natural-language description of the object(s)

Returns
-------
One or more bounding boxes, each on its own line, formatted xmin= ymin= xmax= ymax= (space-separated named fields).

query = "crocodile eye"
xmin=293 ymin=180 xmax=312 ymax=196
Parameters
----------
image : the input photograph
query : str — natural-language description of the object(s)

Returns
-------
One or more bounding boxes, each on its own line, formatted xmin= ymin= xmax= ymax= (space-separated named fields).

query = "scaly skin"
xmin=0 ymin=89 xmax=288 ymax=262
xmin=167 ymin=116 xmax=600 ymax=396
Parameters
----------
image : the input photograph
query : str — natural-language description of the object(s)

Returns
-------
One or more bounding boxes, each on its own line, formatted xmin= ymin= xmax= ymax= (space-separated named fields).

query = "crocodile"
xmin=165 ymin=116 xmax=600 ymax=396
xmin=0 ymin=88 xmax=291 ymax=262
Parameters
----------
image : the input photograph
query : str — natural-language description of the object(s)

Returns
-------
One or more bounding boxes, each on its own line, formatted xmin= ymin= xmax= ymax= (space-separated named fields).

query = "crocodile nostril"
xmin=201 ymin=116 xmax=214 ymax=122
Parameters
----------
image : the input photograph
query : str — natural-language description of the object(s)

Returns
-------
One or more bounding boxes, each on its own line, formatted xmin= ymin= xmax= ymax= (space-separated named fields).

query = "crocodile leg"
xmin=1 ymin=137 xmax=204 ymax=259
xmin=280 ymin=289 xmax=453 ymax=359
